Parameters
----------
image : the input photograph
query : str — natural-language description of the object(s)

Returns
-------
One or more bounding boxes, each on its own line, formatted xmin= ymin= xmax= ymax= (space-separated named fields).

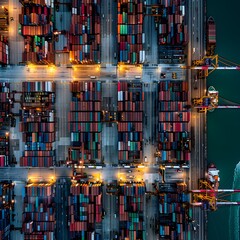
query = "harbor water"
xmin=207 ymin=1 xmax=240 ymax=239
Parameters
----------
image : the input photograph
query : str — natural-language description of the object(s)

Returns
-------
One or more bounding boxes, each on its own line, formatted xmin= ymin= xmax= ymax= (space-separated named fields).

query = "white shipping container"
xmin=49 ymin=111 xmax=54 ymax=122
xmin=142 ymin=33 xmax=145 ymax=43
xmin=72 ymin=8 xmax=76 ymax=15
xmin=180 ymin=6 xmax=185 ymax=16
xmin=47 ymin=81 xmax=52 ymax=92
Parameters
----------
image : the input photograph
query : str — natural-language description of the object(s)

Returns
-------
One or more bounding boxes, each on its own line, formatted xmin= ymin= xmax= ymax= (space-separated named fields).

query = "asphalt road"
xmin=188 ymin=0 xmax=208 ymax=240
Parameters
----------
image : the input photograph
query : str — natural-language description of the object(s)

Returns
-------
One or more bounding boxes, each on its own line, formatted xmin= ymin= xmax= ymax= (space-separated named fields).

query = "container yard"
xmin=117 ymin=0 xmax=145 ymax=64
xmin=19 ymin=81 xmax=56 ymax=167
xmin=19 ymin=0 xmax=54 ymax=64
xmin=0 ymin=181 xmax=14 ymax=240
xmin=158 ymin=182 xmax=191 ymax=240
xmin=157 ymin=81 xmax=191 ymax=164
xmin=117 ymin=81 xmax=143 ymax=163
xmin=155 ymin=0 xmax=187 ymax=64
xmin=0 ymin=82 xmax=10 ymax=167
xmin=68 ymin=181 xmax=102 ymax=240
xmin=69 ymin=0 xmax=101 ymax=64
xmin=157 ymin=0 xmax=187 ymax=46
xmin=22 ymin=182 xmax=55 ymax=240
xmin=69 ymin=81 xmax=102 ymax=165
xmin=119 ymin=182 xmax=146 ymax=240
xmin=0 ymin=0 xmax=211 ymax=239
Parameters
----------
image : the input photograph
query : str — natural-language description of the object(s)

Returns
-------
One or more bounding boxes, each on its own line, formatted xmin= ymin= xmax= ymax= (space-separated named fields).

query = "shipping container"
xmin=22 ymin=182 xmax=55 ymax=240
xmin=20 ymin=82 xmax=56 ymax=167
xmin=117 ymin=82 xmax=143 ymax=163
xmin=119 ymin=182 xmax=145 ymax=240
xmin=68 ymin=182 xmax=102 ymax=240
xmin=157 ymin=81 xmax=190 ymax=164
xmin=69 ymin=1 xmax=101 ymax=64
xmin=117 ymin=0 xmax=145 ymax=64
xmin=0 ymin=82 xmax=10 ymax=166
xmin=157 ymin=1 xmax=187 ymax=46
xmin=69 ymin=81 xmax=102 ymax=164
xmin=19 ymin=1 xmax=54 ymax=64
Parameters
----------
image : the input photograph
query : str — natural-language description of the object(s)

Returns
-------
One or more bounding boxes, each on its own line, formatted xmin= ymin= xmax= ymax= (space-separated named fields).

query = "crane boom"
xmin=189 ymin=66 xmax=240 ymax=70
xmin=191 ymin=189 xmax=240 ymax=193
xmin=195 ymin=106 xmax=240 ymax=109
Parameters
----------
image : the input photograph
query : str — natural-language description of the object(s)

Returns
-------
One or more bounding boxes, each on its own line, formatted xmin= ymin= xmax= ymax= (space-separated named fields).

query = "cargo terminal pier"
xmin=0 ymin=0 xmax=223 ymax=240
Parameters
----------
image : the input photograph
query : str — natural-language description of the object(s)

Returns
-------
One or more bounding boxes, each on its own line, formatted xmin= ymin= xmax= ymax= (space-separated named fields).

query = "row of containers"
xmin=70 ymin=0 xmax=101 ymax=64
xmin=158 ymin=182 xmax=191 ymax=240
xmin=22 ymin=182 xmax=55 ymax=240
xmin=19 ymin=0 xmax=54 ymax=64
xmin=0 ymin=180 xmax=194 ymax=239
xmin=1 ymin=80 xmax=191 ymax=166
xmin=158 ymin=81 xmax=191 ymax=163
xmin=0 ymin=39 xmax=9 ymax=65
xmin=0 ymin=82 xmax=10 ymax=167
xmin=69 ymin=81 xmax=102 ymax=164
xmin=118 ymin=0 xmax=145 ymax=63
xmin=20 ymin=82 xmax=56 ymax=167
xmin=157 ymin=0 xmax=188 ymax=46
xmin=118 ymin=82 xmax=143 ymax=163
xmin=119 ymin=182 xmax=146 ymax=240
xmin=15 ymin=0 xmax=188 ymax=65
xmin=22 ymin=36 xmax=54 ymax=63
xmin=0 ymin=181 xmax=14 ymax=240
xmin=68 ymin=182 xmax=102 ymax=240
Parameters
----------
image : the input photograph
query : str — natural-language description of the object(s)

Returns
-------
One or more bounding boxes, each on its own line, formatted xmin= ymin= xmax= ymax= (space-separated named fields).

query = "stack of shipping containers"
xmin=22 ymin=182 xmax=55 ymax=240
xmin=157 ymin=0 xmax=187 ymax=45
xmin=0 ymin=36 xmax=9 ymax=65
xmin=0 ymin=6 xmax=8 ymax=32
xmin=0 ymin=181 xmax=14 ymax=240
xmin=158 ymin=183 xmax=190 ymax=239
xmin=68 ymin=182 xmax=102 ymax=240
xmin=69 ymin=81 xmax=102 ymax=164
xmin=0 ymin=83 xmax=10 ymax=167
xmin=117 ymin=0 xmax=145 ymax=63
xmin=158 ymin=81 xmax=190 ymax=163
xmin=69 ymin=0 xmax=101 ymax=63
xmin=117 ymin=81 xmax=143 ymax=163
xmin=19 ymin=81 xmax=56 ymax=167
xmin=19 ymin=0 xmax=54 ymax=63
xmin=119 ymin=182 xmax=145 ymax=240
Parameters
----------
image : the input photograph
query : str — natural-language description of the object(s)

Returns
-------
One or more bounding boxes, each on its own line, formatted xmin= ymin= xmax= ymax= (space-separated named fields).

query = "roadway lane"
xmin=101 ymin=0 xmax=117 ymax=64
xmin=189 ymin=0 xmax=207 ymax=240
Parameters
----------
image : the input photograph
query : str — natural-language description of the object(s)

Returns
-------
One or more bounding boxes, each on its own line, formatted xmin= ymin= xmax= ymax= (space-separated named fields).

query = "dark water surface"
xmin=207 ymin=1 xmax=240 ymax=239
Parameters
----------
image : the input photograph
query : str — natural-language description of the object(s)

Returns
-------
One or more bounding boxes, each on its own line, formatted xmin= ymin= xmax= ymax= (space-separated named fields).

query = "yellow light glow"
xmin=96 ymin=65 xmax=100 ymax=71
xmin=118 ymin=65 xmax=123 ymax=71
xmin=48 ymin=65 xmax=56 ymax=73
xmin=27 ymin=63 xmax=35 ymax=68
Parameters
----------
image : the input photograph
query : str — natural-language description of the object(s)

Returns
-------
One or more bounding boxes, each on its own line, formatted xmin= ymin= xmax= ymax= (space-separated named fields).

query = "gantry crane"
xmin=192 ymin=86 xmax=240 ymax=113
xmin=191 ymin=164 xmax=240 ymax=211
xmin=181 ymin=54 xmax=240 ymax=78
